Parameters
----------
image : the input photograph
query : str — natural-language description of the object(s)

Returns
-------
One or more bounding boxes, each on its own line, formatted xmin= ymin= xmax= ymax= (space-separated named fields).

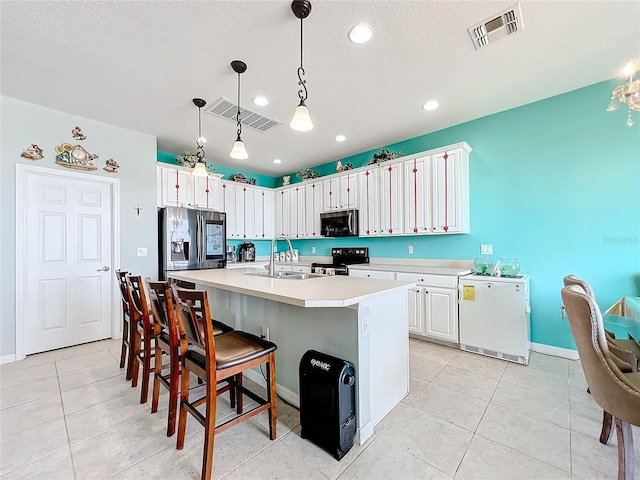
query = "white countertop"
xmin=347 ymin=264 xmax=472 ymax=276
xmin=167 ymin=267 xmax=415 ymax=308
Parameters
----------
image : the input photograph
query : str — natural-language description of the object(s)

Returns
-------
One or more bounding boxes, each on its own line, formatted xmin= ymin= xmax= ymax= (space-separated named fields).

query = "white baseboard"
xmin=531 ymin=342 xmax=579 ymax=360
xmin=1 ymin=354 xmax=16 ymax=365
xmin=243 ymin=369 xmax=300 ymax=409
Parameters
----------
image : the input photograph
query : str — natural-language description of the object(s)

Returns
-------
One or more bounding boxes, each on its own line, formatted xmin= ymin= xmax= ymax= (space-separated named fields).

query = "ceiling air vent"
xmin=205 ymin=97 xmax=282 ymax=133
xmin=468 ymin=3 xmax=523 ymax=50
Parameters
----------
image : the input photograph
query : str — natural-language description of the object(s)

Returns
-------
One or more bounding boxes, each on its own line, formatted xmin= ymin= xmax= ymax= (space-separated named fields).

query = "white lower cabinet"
xmin=290 ymin=265 xmax=311 ymax=273
xmin=274 ymin=264 xmax=293 ymax=272
xmin=405 ymin=285 xmax=458 ymax=342
xmin=423 ymin=287 xmax=458 ymax=342
xmin=349 ymin=269 xmax=396 ymax=280
xmin=397 ymin=272 xmax=459 ymax=342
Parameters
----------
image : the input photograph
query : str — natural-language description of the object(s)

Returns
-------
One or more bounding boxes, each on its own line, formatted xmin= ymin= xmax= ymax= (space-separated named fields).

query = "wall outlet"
xmin=261 ymin=326 xmax=270 ymax=341
xmin=408 ymin=245 xmax=414 ymax=254
xmin=311 ymin=246 xmax=316 ymax=254
xmin=137 ymin=247 xmax=148 ymax=257
xmin=480 ymin=244 xmax=493 ymax=255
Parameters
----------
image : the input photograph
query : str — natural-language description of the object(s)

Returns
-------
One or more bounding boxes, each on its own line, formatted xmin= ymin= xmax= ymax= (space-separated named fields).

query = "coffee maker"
xmin=226 ymin=245 xmax=237 ymax=263
xmin=238 ymin=241 xmax=256 ymax=262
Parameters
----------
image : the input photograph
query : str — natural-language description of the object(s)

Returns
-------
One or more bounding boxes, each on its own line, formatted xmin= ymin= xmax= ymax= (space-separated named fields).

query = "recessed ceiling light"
xmin=422 ymin=100 xmax=439 ymax=111
xmin=253 ymin=95 xmax=269 ymax=106
xmin=334 ymin=135 xmax=346 ymax=142
xmin=348 ymin=24 xmax=373 ymax=44
xmin=273 ymin=158 xmax=282 ymax=164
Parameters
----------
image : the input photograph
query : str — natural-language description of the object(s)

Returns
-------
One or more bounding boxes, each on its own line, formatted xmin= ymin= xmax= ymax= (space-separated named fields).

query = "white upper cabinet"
xmin=220 ymin=182 xmax=237 ymax=238
xmin=289 ymin=184 xmax=306 ymax=239
xmin=357 ymin=168 xmax=380 ymax=237
xmin=193 ymin=174 xmax=221 ymax=210
xmin=233 ymin=183 xmax=256 ymax=240
xmin=158 ymin=141 xmax=470 ymax=240
xmin=253 ymin=188 xmax=274 ymax=240
xmin=304 ymin=181 xmax=323 ymax=238
xmin=275 ymin=188 xmax=291 ymax=237
xmin=338 ymin=173 xmax=358 ymax=209
xmin=322 ymin=177 xmax=339 ymax=212
xmin=379 ymin=162 xmax=403 ymax=235
xmin=431 ymin=147 xmax=470 ymax=234
xmin=322 ymin=175 xmax=358 ymax=212
xmin=159 ymin=166 xmax=193 ymax=207
xmin=403 ymin=156 xmax=431 ymax=235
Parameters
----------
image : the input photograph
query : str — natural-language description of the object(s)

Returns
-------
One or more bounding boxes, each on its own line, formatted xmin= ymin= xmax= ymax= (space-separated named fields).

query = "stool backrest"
xmin=115 ymin=270 xmax=130 ymax=315
xmin=172 ymin=287 xmax=216 ymax=362
xmin=126 ymin=275 xmax=153 ymax=332
xmin=146 ymin=280 xmax=180 ymax=348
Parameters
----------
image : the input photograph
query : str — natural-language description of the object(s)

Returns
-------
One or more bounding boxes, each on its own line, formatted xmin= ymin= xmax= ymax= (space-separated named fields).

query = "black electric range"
xmin=311 ymin=247 xmax=369 ymax=276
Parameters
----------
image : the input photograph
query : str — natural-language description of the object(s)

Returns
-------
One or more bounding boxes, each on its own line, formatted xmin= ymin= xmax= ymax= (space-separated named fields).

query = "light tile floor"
xmin=1 ymin=337 xmax=639 ymax=479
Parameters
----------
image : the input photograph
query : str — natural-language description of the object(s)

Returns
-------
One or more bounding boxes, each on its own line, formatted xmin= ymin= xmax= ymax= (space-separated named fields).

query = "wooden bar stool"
xmin=127 ymin=275 xmax=160 ymax=404
xmin=173 ymin=287 xmax=277 ymax=480
xmin=147 ymin=281 xmax=238 ymax=437
xmin=115 ymin=270 xmax=134 ymax=380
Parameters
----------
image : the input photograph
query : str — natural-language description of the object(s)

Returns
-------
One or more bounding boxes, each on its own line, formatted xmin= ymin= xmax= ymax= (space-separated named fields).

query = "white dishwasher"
xmin=459 ymin=275 xmax=531 ymax=365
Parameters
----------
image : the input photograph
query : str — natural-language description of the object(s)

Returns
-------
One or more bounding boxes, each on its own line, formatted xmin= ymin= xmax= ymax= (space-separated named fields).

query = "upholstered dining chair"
xmin=146 ymin=281 xmax=236 ymax=437
xmin=563 ymin=275 xmax=638 ymax=446
xmin=173 ymin=287 xmax=277 ymax=480
xmin=563 ymin=275 xmax=639 ymax=371
xmin=561 ymin=285 xmax=640 ymax=480
xmin=127 ymin=275 xmax=160 ymax=404
xmin=115 ymin=270 xmax=134 ymax=380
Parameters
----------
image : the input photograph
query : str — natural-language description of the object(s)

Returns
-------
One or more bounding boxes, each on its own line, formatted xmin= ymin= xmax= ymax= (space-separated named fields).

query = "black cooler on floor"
xmin=299 ymin=350 xmax=356 ymax=460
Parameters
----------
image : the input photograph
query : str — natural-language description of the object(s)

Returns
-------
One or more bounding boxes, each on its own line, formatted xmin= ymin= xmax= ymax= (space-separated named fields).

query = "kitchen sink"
xmin=247 ymin=271 xmax=324 ymax=280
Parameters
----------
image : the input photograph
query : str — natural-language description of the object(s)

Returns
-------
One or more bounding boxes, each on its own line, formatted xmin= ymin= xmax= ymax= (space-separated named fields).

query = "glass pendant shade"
xmin=290 ymin=100 xmax=313 ymax=131
xmin=230 ymin=138 xmax=248 ymax=160
xmin=192 ymin=161 xmax=208 ymax=177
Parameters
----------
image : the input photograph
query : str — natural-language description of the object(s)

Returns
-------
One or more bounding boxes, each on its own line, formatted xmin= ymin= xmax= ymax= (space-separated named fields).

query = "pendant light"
xmin=290 ymin=0 xmax=313 ymax=132
xmin=192 ymin=98 xmax=208 ymax=176
xmin=229 ymin=60 xmax=249 ymax=159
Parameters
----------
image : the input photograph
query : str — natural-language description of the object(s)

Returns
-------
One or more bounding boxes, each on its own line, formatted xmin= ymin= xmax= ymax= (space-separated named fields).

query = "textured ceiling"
xmin=2 ymin=1 xmax=639 ymax=175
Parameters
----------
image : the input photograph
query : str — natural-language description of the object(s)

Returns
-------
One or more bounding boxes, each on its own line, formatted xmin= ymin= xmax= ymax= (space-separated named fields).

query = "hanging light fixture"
xmin=607 ymin=60 xmax=640 ymax=127
xmin=229 ymin=60 xmax=249 ymax=159
xmin=290 ymin=0 xmax=313 ymax=132
xmin=192 ymin=98 xmax=208 ymax=176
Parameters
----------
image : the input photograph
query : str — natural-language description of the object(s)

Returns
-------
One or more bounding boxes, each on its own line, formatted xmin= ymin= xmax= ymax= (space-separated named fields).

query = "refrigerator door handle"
xmin=458 ymin=284 xmax=462 ymax=303
xmin=196 ymin=214 xmax=202 ymax=264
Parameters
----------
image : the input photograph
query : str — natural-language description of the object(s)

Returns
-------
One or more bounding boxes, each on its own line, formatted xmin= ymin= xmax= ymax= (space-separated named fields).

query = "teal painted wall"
xmin=287 ymin=79 xmax=640 ymax=350
xmin=157 ymin=151 xmax=277 ymax=188
xmin=161 ymin=80 xmax=640 ymax=350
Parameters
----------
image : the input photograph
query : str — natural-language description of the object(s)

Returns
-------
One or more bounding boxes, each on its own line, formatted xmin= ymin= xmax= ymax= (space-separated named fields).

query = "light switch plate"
xmin=311 ymin=246 xmax=316 ymax=254
xmin=137 ymin=247 xmax=148 ymax=257
xmin=408 ymin=245 xmax=414 ymax=254
xmin=480 ymin=244 xmax=493 ymax=255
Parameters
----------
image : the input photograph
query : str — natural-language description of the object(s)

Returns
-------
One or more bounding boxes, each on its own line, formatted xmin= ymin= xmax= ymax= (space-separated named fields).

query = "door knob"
xmin=97 ymin=266 xmax=110 ymax=271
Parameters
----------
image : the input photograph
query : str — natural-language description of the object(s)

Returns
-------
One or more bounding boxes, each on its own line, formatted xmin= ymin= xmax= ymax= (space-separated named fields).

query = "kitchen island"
xmin=167 ymin=267 xmax=415 ymax=444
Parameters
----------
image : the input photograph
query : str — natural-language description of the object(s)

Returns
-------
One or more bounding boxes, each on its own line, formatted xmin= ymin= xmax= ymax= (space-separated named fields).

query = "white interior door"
xmin=21 ymin=169 xmax=114 ymax=354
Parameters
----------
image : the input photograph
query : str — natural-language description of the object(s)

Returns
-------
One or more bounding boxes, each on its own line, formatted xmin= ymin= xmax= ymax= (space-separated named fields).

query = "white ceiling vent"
xmin=468 ymin=3 xmax=523 ymax=50
xmin=205 ymin=97 xmax=282 ymax=133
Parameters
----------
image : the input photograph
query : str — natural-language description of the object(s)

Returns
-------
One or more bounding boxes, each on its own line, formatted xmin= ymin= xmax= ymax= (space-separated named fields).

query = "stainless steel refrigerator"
xmin=158 ymin=207 xmax=227 ymax=280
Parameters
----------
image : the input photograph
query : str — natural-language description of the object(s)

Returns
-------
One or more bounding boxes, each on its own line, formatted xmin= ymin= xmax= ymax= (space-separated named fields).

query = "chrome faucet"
xmin=269 ymin=235 xmax=294 ymax=277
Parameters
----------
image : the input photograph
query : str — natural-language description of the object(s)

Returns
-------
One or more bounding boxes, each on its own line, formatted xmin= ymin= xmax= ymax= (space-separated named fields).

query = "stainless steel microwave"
xmin=320 ymin=210 xmax=359 ymax=237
